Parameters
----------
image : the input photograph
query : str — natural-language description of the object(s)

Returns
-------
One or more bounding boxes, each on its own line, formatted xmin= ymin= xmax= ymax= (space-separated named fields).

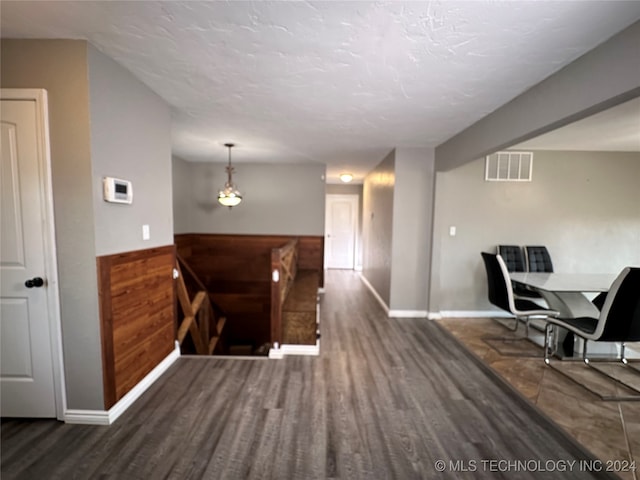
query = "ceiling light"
xmin=218 ymin=143 xmax=242 ymax=208
xmin=339 ymin=173 xmax=353 ymax=183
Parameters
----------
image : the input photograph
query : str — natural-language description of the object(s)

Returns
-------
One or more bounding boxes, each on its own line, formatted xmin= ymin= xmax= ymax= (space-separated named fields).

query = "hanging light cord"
xmin=225 ymin=143 xmax=234 ymax=185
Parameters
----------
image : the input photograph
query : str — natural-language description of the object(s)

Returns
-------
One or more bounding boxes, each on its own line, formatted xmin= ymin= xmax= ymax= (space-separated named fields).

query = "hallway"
xmin=1 ymin=270 xmax=613 ymax=479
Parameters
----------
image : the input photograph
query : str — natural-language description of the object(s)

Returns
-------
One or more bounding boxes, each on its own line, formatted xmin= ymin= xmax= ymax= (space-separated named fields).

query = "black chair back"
xmin=526 ymin=246 xmax=553 ymax=272
xmin=498 ymin=245 xmax=526 ymax=272
xmin=599 ymin=267 xmax=640 ymax=342
xmin=481 ymin=252 xmax=510 ymax=312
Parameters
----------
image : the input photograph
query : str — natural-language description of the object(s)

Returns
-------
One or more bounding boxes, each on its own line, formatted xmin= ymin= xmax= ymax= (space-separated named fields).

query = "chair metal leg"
xmin=544 ymin=323 xmax=553 ymax=365
xmin=583 ymin=339 xmax=589 ymax=364
xmin=510 ymin=316 xmax=520 ymax=332
xmin=621 ymin=343 xmax=628 ymax=365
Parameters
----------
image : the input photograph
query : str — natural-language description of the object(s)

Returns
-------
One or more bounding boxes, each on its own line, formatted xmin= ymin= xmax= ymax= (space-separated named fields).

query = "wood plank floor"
xmin=1 ymin=270 xmax=616 ymax=479
xmin=438 ymin=317 xmax=640 ymax=480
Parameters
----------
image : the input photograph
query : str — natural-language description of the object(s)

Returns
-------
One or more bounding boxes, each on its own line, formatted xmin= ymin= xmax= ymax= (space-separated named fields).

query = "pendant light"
xmin=218 ymin=143 xmax=242 ymax=207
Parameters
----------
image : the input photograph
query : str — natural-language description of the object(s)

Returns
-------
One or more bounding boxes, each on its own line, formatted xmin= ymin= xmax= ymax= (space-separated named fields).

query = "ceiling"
xmin=3 ymin=1 xmax=640 ymax=183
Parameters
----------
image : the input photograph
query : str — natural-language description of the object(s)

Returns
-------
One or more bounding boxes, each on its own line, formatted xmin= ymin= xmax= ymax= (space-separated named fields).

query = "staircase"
xmin=175 ymin=254 xmax=227 ymax=355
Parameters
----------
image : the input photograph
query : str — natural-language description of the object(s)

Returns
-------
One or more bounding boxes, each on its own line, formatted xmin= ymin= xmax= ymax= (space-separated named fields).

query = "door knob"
xmin=25 ymin=277 xmax=44 ymax=288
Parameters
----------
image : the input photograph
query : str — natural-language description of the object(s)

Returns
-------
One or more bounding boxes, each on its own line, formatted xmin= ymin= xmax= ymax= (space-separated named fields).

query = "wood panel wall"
xmin=97 ymin=245 xmax=176 ymax=409
xmin=174 ymin=234 xmax=323 ymax=350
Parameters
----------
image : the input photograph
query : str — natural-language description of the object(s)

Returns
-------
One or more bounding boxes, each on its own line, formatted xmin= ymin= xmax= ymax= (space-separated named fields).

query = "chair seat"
xmin=513 ymin=284 xmax=543 ymax=299
xmin=513 ymin=298 xmax=554 ymax=314
xmin=542 ymin=267 xmax=640 ymax=368
xmin=552 ymin=316 xmax=599 ymax=336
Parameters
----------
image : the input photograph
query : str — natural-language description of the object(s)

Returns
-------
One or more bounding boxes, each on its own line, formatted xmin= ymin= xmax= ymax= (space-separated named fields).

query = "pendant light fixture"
xmin=218 ymin=143 xmax=242 ymax=207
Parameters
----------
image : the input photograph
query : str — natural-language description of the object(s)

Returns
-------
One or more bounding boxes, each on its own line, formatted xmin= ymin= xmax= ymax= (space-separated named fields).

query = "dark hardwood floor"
xmin=1 ymin=270 xmax=616 ymax=479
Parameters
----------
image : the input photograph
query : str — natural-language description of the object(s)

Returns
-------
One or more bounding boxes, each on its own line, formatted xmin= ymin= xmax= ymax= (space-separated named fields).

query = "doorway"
xmin=324 ymin=194 xmax=359 ymax=269
xmin=1 ymin=89 xmax=65 ymax=418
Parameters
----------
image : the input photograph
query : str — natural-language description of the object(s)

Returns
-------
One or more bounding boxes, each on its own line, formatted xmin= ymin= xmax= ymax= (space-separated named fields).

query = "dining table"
xmin=509 ymin=271 xmax=619 ymax=358
xmin=509 ymin=272 xmax=617 ymax=318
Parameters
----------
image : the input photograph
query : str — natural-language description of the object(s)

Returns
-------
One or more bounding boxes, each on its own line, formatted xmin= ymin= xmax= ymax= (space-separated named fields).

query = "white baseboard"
xmin=268 ymin=348 xmax=284 ymax=359
xmin=358 ymin=273 xmax=390 ymax=315
xmin=438 ymin=310 xmax=514 ymax=319
xmin=64 ymin=341 xmax=181 ymax=425
xmin=282 ymin=343 xmax=320 ymax=356
xmin=269 ymin=341 xmax=320 ymax=358
xmin=388 ymin=310 xmax=429 ymax=318
xmin=64 ymin=409 xmax=110 ymax=425
xmin=359 ymin=275 xmax=437 ymax=320
xmin=428 ymin=312 xmax=442 ymax=320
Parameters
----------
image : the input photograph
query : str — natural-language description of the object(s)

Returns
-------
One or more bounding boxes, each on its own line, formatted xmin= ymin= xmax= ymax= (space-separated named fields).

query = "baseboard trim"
xmin=428 ymin=312 xmax=442 ymax=320
xmin=63 ymin=409 xmax=110 ymax=425
xmin=268 ymin=348 xmax=284 ymax=359
xmin=358 ymin=273 xmax=389 ymax=315
xmin=439 ymin=310 xmax=514 ymax=319
xmin=269 ymin=341 xmax=320 ymax=358
xmin=64 ymin=341 xmax=181 ymax=425
xmin=388 ymin=310 xmax=429 ymax=318
xmin=282 ymin=343 xmax=320 ymax=356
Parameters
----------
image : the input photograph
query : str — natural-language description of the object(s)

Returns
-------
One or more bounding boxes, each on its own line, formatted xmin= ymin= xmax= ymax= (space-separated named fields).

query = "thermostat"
xmin=103 ymin=177 xmax=133 ymax=204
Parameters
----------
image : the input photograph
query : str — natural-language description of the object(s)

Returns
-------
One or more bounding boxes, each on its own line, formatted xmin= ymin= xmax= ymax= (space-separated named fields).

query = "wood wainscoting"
xmin=97 ymin=245 xmax=176 ymax=409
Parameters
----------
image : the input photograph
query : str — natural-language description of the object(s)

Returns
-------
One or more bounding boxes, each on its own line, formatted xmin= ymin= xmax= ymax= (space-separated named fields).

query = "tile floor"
xmin=438 ymin=318 xmax=640 ymax=480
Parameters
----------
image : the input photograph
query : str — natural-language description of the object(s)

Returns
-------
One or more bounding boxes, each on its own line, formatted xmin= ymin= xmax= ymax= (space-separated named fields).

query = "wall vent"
xmin=485 ymin=151 xmax=533 ymax=182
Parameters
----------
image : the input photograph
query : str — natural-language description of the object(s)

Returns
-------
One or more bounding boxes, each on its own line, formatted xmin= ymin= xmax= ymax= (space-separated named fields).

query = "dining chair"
xmin=591 ymin=291 xmax=607 ymax=310
xmin=497 ymin=245 xmax=525 ymax=272
xmin=543 ymin=267 xmax=640 ymax=365
xmin=497 ymin=245 xmax=544 ymax=300
xmin=525 ymin=245 xmax=554 ymax=272
xmin=481 ymin=252 xmax=558 ymax=335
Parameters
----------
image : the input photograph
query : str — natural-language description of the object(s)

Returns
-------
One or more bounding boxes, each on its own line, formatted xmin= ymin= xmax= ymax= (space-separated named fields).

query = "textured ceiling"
xmin=3 ymin=1 xmax=640 ymax=183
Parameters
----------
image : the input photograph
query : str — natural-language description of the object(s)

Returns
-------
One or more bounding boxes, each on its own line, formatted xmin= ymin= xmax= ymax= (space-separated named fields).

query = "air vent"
xmin=485 ymin=151 xmax=533 ymax=182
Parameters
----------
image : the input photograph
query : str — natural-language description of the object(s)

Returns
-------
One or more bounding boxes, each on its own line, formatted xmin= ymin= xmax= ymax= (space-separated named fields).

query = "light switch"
xmin=142 ymin=224 xmax=150 ymax=240
xmin=449 ymin=226 xmax=456 ymax=237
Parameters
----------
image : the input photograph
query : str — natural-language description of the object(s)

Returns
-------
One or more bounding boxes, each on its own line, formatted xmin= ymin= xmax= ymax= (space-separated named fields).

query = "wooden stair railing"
xmin=270 ymin=238 xmax=299 ymax=347
xmin=175 ymin=254 xmax=227 ymax=355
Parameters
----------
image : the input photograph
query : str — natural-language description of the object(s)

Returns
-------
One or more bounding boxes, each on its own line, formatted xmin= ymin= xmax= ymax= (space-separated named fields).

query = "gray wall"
xmin=88 ymin=45 xmax=173 ymax=256
xmin=1 ymin=40 xmax=103 ymax=409
xmin=1 ymin=39 xmax=174 ymax=410
xmin=181 ymin=161 xmax=326 ymax=235
xmin=431 ymin=21 xmax=640 ymax=316
xmin=431 ymin=151 xmax=640 ymax=313
xmin=390 ymin=148 xmax=435 ymax=312
xmin=172 ymin=156 xmax=192 ymax=235
xmin=362 ymin=150 xmax=395 ymax=306
xmin=436 ymin=21 xmax=640 ymax=172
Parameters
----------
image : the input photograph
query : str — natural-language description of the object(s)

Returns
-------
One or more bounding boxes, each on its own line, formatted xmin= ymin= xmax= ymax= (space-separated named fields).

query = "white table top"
xmin=509 ymin=272 xmax=617 ymax=293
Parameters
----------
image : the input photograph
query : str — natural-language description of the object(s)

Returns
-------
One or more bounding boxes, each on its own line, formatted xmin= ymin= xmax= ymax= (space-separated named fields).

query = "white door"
xmin=325 ymin=194 xmax=358 ymax=269
xmin=1 ymin=92 xmax=59 ymax=417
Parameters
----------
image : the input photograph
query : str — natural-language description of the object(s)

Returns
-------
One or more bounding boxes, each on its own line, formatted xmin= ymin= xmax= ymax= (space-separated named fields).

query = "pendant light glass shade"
xmin=218 ymin=143 xmax=242 ymax=207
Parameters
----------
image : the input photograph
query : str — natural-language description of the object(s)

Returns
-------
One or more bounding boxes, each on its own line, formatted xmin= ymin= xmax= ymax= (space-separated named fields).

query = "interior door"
xmin=1 ymin=96 xmax=57 ymax=417
xmin=325 ymin=194 xmax=358 ymax=269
